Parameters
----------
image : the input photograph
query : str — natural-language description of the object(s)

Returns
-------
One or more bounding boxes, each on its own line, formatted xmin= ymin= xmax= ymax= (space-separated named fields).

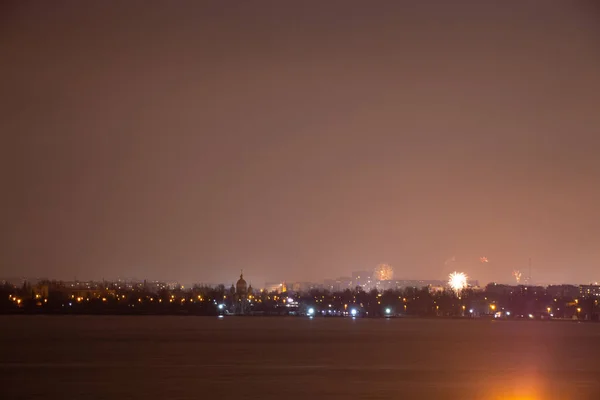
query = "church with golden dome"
xmin=229 ymin=271 xmax=252 ymax=314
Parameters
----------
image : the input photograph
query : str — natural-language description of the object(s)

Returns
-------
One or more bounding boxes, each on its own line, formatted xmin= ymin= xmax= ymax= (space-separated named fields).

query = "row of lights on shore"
xmin=306 ymin=307 xmax=392 ymax=317
xmin=8 ymin=294 xmax=597 ymax=315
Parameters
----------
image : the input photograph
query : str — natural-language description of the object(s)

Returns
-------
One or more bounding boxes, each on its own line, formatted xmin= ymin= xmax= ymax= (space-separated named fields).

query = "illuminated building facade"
xmin=580 ymin=284 xmax=600 ymax=297
xmin=352 ymin=271 xmax=373 ymax=291
xmin=230 ymin=272 xmax=252 ymax=314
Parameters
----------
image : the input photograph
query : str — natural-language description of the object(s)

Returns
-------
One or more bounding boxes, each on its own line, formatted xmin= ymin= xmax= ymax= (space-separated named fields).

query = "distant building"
xmin=323 ymin=279 xmax=336 ymax=292
xmin=351 ymin=271 xmax=373 ymax=291
xmin=485 ymin=284 xmax=544 ymax=296
xmin=580 ymin=285 xmax=600 ymax=297
xmin=336 ymin=277 xmax=353 ymax=291
xmin=485 ymin=283 xmax=517 ymax=295
xmin=395 ymin=280 xmax=446 ymax=290
xmin=34 ymin=283 xmax=49 ymax=298
xmin=323 ymin=277 xmax=352 ymax=292
xmin=230 ymin=272 xmax=252 ymax=314
xmin=291 ymin=282 xmax=319 ymax=292
xmin=143 ymin=281 xmax=169 ymax=293
xmin=546 ymin=284 xmax=579 ymax=298
xmin=264 ymin=282 xmax=283 ymax=293
xmin=375 ymin=280 xmax=396 ymax=291
xmin=428 ymin=285 xmax=445 ymax=294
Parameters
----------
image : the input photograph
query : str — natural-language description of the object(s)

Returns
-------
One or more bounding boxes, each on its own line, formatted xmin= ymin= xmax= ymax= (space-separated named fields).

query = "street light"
xmin=385 ymin=308 xmax=391 ymax=315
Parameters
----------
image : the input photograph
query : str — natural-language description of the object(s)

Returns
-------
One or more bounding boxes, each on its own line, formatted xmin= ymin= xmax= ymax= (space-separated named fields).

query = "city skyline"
xmin=2 ymin=261 xmax=597 ymax=289
xmin=2 ymin=254 xmax=598 ymax=287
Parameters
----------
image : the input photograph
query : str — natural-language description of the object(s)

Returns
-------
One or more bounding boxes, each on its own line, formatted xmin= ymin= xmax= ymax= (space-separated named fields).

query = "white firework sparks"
xmin=448 ymin=271 xmax=468 ymax=295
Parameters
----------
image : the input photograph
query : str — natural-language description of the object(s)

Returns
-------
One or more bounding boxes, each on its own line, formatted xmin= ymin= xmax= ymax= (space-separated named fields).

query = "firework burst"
xmin=448 ymin=271 xmax=468 ymax=295
xmin=373 ymin=263 xmax=394 ymax=281
xmin=512 ymin=270 xmax=522 ymax=284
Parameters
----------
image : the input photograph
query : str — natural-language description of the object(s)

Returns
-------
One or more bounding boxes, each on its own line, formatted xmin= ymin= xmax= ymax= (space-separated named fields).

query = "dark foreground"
xmin=1 ymin=317 xmax=599 ymax=399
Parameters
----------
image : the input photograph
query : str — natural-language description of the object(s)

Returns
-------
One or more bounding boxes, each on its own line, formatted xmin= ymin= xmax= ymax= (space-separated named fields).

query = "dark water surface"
xmin=1 ymin=316 xmax=599 ymax=399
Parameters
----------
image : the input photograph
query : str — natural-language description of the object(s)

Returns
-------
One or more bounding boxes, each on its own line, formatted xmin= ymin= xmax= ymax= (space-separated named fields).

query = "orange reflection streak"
xmin=471 ymin=369 xmax=549 ymax=400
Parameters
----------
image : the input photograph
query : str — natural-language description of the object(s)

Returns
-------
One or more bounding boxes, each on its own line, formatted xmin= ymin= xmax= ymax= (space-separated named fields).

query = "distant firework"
xmin=373 ymin=264 xmax=394 ymax=281
xmin=444 ymin=256 xmax=456 ymax=266
xmin=479 ymin=257 xmax=488 ymax=263
xmin=512 ymin=270 xmax=522 ymax=284
xmin=448 ymin=272 xmax=468 ymax=295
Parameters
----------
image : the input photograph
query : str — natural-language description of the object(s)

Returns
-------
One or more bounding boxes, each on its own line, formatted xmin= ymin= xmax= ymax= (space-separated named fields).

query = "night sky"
xmin=2 ymin=1 xmax=600 ymax=285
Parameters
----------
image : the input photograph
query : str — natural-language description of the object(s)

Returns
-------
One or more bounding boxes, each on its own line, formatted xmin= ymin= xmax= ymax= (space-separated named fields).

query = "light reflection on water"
xmin=1 ymin=316 xmax=599 ymax=399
